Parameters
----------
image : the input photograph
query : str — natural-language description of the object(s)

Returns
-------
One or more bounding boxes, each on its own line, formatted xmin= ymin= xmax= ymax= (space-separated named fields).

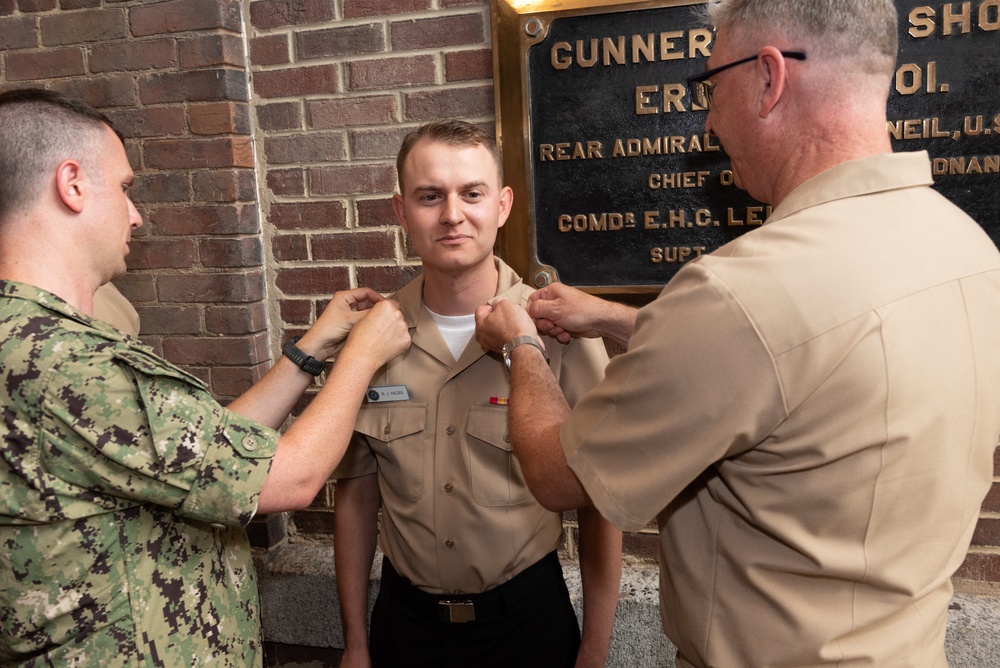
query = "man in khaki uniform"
xmin=475 ymin=1 xmax=1000 ymax=666
xmin=333 ymin=121 xmax=621 ymax=668
xmin=93 ymin=282 xmax=139 ymax=335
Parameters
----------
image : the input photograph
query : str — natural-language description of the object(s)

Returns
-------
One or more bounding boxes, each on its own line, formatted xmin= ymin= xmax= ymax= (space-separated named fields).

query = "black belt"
xmin=380 ymin=551 xmax=563 ymax=624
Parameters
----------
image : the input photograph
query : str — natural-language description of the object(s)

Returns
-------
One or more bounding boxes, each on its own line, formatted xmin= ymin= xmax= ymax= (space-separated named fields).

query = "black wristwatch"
xmin=282 ymin=336 xmax=325 ymax=376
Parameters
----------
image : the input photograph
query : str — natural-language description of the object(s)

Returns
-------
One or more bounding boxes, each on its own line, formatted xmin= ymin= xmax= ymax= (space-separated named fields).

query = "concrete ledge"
xmin=255 ymin=544 xmax=999 ymax=667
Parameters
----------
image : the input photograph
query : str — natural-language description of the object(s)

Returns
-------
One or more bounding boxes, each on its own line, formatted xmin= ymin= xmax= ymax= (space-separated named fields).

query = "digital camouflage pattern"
xmin=0 ymin=280 xmax=279 ymax=666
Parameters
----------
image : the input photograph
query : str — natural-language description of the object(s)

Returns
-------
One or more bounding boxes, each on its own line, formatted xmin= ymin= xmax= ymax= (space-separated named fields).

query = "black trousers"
xmin=369 ymin=552 xmax=581 ymax=668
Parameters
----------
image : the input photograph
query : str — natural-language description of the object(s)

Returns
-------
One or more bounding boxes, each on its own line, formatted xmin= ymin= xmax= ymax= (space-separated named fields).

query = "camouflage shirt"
xmin=0 ymin=281 xmax=279 ymax=666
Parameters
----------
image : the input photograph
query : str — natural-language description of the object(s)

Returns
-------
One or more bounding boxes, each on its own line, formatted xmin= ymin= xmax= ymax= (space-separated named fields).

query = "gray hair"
xmin=704 ymin=0 xmax=898 ymax=75
xmin=0 ymin=88 xmax=119 ymax=221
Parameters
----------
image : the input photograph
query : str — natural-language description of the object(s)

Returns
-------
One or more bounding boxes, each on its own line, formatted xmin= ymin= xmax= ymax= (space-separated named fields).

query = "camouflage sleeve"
xmin=40 ymin=345 xmax=277 ymax=527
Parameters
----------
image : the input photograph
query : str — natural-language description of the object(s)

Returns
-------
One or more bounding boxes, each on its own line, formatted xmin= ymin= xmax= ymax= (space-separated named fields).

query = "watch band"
xmin=502 ymin=335 xmax=549 ymax=372
xmin=282 ymin=336 xmax=325 ymax=376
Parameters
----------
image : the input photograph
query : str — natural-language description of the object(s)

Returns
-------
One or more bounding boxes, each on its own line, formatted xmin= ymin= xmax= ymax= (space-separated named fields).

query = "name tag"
xmin=366 ymin=385 xmax=410 ymax=403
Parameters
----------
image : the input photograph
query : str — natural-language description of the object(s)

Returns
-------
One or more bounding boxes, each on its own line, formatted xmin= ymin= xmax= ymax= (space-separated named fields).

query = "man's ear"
xmin=391 ymin=192 xmax=409 ymax=233
xmin=496 ymin=185 xmax=514 ymax=229
xmin=756 ymin=46 xmax=789 ymax=118
xmin=55 ymin=159 xmax=85 ymax=214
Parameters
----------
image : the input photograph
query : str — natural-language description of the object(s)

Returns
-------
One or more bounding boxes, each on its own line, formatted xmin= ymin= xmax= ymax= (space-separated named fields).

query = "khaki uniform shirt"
xmin=93 ymin=283 xmax=140 ymax=336
xmin=336 ymin=259 xmax=609 ymax=594
xmin=562 ymin=153 xmax=1000 ymax=667
xmin=0 ymin=281 xmax=278 ymax=666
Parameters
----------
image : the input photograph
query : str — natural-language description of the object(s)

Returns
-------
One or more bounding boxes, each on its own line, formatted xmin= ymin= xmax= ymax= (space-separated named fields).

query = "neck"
xmin=420 ymin=259 xmax=499 ymax=316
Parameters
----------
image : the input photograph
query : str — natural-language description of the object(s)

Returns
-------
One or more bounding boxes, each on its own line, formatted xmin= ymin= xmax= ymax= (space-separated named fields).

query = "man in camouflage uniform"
xmin=0 ymin=89 xmax=410 ymax=666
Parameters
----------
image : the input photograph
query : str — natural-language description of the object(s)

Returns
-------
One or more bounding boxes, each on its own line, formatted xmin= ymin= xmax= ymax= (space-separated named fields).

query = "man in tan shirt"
xmin=333 ymin=121 xmax=621 ymax=668
xmin=476 ymin=1 xmax=1000 ymax=666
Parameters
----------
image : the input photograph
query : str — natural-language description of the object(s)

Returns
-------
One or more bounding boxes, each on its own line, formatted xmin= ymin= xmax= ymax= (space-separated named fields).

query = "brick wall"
xmin=1 ymin=0 xmax=996 ymax=586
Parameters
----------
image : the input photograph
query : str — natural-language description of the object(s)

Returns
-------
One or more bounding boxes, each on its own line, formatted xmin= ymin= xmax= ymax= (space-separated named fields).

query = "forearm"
xmin=227 ymin=355 xmax=316 ymax=430
xmin=594 ymin=300 xmax=638 ymax=348
xmin=575 ymin=505 xmax=622 ymax=668
xmin=507 ymin=345 xmax=590 ymax=511
xmin=334 ymin=475 xmax=380 ymax=654
xmin=256 ymin=342 xmax=381 ymax=513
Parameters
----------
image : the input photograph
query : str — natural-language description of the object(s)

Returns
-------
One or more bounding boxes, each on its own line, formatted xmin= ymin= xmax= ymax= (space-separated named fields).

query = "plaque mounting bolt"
xmin=524 ymin=18 xmax=543 ymax=37
xmin=533 ymin=269 xmax=554 ymax=288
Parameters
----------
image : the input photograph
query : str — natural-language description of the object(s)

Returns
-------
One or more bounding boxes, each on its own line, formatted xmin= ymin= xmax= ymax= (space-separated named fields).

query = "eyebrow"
xmin=411 ymin=180 xmax=490 ymax=194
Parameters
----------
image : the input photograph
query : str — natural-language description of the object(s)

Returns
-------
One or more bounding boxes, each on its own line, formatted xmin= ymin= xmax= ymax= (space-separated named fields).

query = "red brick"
xmin=18 ymin=0 xmax=56 ymax=12
xmin=145 ymin=137 xmax=254 ymax=169
xmin=151 ymin=204 xmax=259 ymax=236
xmin=307 ymin=96 xmax=397 ymax=129
xmin=0 ymin=16 xmax=36 ymax=50
xmin=310 ymin=164 xmax=397 ymax=196
xmin=59 ymin=0 xmax=99 ymax=9
xmin=313 ymin=231 xmax=395 ymax=261
xmin=265 ymin=132 xmax=346 ymax=165
xmin=390 ymin=14 xmax=484 ymax=51
xmin=140 ymin=69 xmax=248 ymax=104
xmin=277 ymin=267 xmax=351 ymax=296
xmin=441 ymin=0 xmax=487 ymax=5
xmin=257 ymin=101 xmax=302 ymax=131
xmin=350 ymin=126 xmax=410 ymax=160
xmin=356 ymin=198 xmax=397 ymax=228
xmin=105 ymin=106 xmax=185 ymax=138
xmin=296 ymin=23 xmax=384 ymax=60
xmin=178 ymin=33 xmax=245 ymax=69
xmin=212 ymin=366 xmax=259 ymax=399
xmin=206 ymin=302 xmax=268 ymax=335
xmin=254 ymin=64 xmax=338 ymax=98
xmin=249 ymin=0 xmax=333 ymax=30
xmin=357 ymin=265 xmax=421 ymax=293
xmin=404 ymin=84 xmax=493 ymax=121
xmin=983 ymin=482 xmax=1000 ymax=513
xmin=193 ymin=169 xmax=256 ymax=203
xmin=40 ymin=9 xmax=126 ymax=46
xmin=51 ymin=75 xmax=137 ymax=108
xmin=445 ymin=48 xmax=492 ymax=82
xmin=113 ymin=273 xmax=156 ymax=304
xmin=188 ymin=101 xmax=251 ymax=135
xmin=159 ymin=271 xmax=266 ymax=304
xmin=954 ymin=550 xmax=1000 ymax=583
xmin=272 ymin=235 xmax=309 ymax=262
xmin=131 ymin=172 xmax=192 ymax=204
xmin=292 ymin=508 xmax=334 ymax=535
xmin=128 ymin=238 xmax=198 ymax=270
xmin=268 ymin=202 xmax=346 ymax=231
xmin=163 ymin=332 xmax=268 ymax=366
xmin=347 ymin=54 xmax=434 ymax=91
xmin=972 ymin=517 xmax=1000 ymax=547
xmin=133 ymin=305 xmax=202 ymax=335
xmin=90 ymin=39 xmax=177 ymax=73
xmin=0 ymin=0 xmax=12 ymax=13
xmin=344 ymin=0 xmax=431 ymax=19
xmin=250 ymin=34 xmax=289 ymax=66
xmin=280 ymin=298 xmax=314 ymax=324
xmin=130 ymin=0 xmax=241 ymax=37
xmin=266 ymin=169 xmax=305 ymax=197
xmin=994 ymin=444 xmax=999 ymax=476
xmin=246 ymin=512 xmax=287 ymax=549
xmin=200 ymin=237 xmax=263 ymax=268
xmin=6 ymin=47 xmax=84 ymax=80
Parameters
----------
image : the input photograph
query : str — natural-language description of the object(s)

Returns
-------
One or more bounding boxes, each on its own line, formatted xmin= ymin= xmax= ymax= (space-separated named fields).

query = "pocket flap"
xmin=466 ymin=406 xmax=511 ymax=451
xmin=354 ymin=403 xmax=426 ymax=442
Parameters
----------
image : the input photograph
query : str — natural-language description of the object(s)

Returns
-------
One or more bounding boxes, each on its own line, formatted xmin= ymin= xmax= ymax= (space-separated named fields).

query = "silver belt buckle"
xmin=439 ymin=600 xmax=476 ymax=623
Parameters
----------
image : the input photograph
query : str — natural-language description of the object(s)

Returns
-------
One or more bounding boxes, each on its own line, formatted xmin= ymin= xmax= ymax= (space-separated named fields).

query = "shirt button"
xmin=383 ymin=423 xmax=391 ymax=435
xmin=444 ymin=483 xmax=454 ymax=493
xmin=446 ymin=426 xmax=455 ymax=436
xmin=445 ymin=539 xmax=455 ymax=549
xmin=242 ymin=436 xmax=258 ymax=451
xmin=504 ymin=434 xmax=510 ymax=443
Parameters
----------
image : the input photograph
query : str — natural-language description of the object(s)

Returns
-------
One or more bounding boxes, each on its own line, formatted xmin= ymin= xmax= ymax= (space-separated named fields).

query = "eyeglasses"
xmin=687 ymin=51 xmax=807 ymax=109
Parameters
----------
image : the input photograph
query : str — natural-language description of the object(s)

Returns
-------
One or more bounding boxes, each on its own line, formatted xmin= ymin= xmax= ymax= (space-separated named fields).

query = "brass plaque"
xmin=491 ymin=0 xmax=1000 ymax=293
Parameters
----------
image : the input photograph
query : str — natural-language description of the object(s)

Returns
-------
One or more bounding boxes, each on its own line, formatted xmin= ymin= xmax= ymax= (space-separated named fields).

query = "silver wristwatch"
xmin=501 ymin=335 xmax=549 ymax=372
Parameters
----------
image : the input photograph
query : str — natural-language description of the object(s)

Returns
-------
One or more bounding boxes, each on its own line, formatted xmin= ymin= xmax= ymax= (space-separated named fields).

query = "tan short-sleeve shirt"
xmin=562 ymin=152 xmax=1000 ymax=667
xmin=336 ymin=258 xmax=609 ymax=594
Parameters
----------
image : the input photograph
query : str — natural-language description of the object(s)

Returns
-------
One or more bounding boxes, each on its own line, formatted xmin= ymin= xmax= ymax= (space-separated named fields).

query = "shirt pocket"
xmin=354 ymin=403 xmax=427 ymax=502
xmin=466 ymin=406 xmax=532 ymax=507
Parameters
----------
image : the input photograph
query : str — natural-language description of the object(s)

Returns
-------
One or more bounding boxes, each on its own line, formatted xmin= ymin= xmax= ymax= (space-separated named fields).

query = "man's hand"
xmin=529 ymin=282 xmax=637 ymax=347
xmin=298 ymin=287 xmax=385 ymax=361
xmin=475 ymin=299 xmax=539 ymax=352
xmin=342 ymin=298 xmax=411 ymax=368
